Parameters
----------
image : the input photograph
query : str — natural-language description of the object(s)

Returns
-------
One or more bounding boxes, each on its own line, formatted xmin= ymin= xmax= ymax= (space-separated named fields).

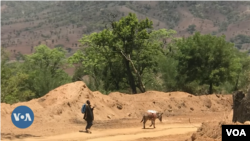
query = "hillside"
xmin=1 ymin=1 xmax=250 ymax=60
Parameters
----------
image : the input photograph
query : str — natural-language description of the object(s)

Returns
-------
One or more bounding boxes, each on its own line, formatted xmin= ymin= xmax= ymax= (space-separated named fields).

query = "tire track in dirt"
xmin=1 ymin=123 xmax=201 ymax=141
xmin=87 ymin=126 xmax=199 ymax=141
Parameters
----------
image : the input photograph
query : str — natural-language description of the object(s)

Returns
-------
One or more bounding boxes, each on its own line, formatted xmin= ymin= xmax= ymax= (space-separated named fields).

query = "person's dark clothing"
xmin=86 ymin=121 xmax=93 ymax=130
xmin=83 ymin=104 xmax=94 ymax=130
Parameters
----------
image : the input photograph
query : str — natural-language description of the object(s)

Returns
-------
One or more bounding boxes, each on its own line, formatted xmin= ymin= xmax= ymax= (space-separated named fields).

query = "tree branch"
xmin=120 ymin=50 xmax=145 ymax=91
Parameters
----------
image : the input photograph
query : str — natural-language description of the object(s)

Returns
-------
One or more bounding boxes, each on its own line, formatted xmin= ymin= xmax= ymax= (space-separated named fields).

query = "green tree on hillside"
xmin=187 ymin=24 xmax=196 ymax=34
xmin=175 ymin=32 xmax=241 ymax=94
xmin=230 ymin=34 xmax=250 ymax=49
xmin=68 ymin=13 xmax=176 ymax=94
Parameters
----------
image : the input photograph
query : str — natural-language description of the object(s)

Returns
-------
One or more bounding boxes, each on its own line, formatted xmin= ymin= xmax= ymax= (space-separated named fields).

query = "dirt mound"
xmin=1 ymin=81 xmax=233 ymax=138
xmin=186 ymin=119 xmax=250 ymax=141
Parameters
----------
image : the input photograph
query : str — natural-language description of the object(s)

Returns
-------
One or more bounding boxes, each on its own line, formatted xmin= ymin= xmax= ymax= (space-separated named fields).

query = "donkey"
xmin=140 ymin=110 xmax=163 ymax=129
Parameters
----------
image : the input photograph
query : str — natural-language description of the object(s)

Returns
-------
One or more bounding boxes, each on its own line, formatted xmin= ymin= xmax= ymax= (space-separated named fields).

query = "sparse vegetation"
xmin=2 ymin=1 xmax=250 ymax=53
xmin=187 ymin=24 xmax=196 ymax=34
xmin=230 ymin=34 xmax=250 ymax=49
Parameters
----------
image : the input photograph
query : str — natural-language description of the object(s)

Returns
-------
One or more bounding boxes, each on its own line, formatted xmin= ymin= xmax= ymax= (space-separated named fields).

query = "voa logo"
xmin=11 ymin=105 xmax=34 ymax=129
xmin=226 ymin=129 xmax=246 ymax=136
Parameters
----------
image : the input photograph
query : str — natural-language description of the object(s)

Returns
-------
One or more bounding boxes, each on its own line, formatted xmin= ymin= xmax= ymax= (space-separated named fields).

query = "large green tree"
xmin=233 ymin=51 xmax=250 ymax=91
xmin=1 ymin=48 xmax=34 ymax=104
xmin=1 ymin=45 xmax=72 ymax=104
xmin=69 ymin=13 xmax=176 ymax=94
xmin=175 ymin=32 xmax=241 ymax=94
xmin=22 ymin=45 xmax=71 ymax=97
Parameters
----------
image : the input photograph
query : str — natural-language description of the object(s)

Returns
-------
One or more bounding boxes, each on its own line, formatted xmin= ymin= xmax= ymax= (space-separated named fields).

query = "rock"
xmin=107 ymin=115 xmax=111 ymax=119
xmin=188 ymin=95 xmax=192 ymax=97
xmin=168 ymin=105 xmax=172 ymax=109
xmin=204 ymin=98 xmax=212 ymax=108
xmin=191 ymin=133 xmax=196 ymax=141
xmin=190 ymin=107 xmax=194 ymax=111
xmin=117 ymin=104 xmax=123 ymax=110
xmin=85 ymin=95 xmax=89 ymax=98
xmin=127 ymin=113 xmax=131 ymax=117
xmin=181 ymin=102 xmax=186 ymax=107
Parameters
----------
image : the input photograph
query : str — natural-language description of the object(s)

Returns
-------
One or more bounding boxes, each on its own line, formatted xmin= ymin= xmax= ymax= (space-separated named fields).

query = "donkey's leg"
xmin=153 ymin=120 xmax=156 ymax=128
xmin=149 ymin=120 xmax=153 ymax=127
xmin=143 ymin=118 xmax=147 ymax=129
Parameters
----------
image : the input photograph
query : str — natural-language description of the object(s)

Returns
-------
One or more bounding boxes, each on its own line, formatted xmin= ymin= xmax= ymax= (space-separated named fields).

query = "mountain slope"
xmin=1 ymin=1 xmax=250 ymax=59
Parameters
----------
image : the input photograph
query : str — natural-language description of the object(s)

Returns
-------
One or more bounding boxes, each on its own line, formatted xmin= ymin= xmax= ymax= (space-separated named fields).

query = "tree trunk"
xmin=234 ymin=73 xmax=240 ymax=91
xmin=124 ymin=59 xmax=137 ymax=94
xmin=209 ymin=82 xmax=213 ymax=94
xmin=137 ymin=84 xmax=146 ymax=93
xmin=232 ymin=91 xmax=250 ymax=123
xmin=135 ymin=70 xmax=145 ymax=93
xmin=234 ymin=75 xmax=240 ymax=91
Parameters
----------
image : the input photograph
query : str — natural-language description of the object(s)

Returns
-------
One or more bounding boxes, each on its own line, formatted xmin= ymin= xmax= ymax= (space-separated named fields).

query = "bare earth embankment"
xmin=1 ymin=81 xmax=237 ymax=141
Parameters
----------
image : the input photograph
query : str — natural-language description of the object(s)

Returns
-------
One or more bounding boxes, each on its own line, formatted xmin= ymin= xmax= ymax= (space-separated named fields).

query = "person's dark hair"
xmin=86 ymin=100 xmax=90 ymax=105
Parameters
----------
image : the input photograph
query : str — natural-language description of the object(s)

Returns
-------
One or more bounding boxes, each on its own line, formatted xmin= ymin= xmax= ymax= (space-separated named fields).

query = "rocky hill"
xmin=1 ymin=1 xmax=250 ymax=59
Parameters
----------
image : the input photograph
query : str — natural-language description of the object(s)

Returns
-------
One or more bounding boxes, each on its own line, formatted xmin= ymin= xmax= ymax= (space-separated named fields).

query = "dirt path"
xmin=1 ymin=82 xmax=232 ymax=141
xmin=1 ymin=123 xmax=201 ymax=141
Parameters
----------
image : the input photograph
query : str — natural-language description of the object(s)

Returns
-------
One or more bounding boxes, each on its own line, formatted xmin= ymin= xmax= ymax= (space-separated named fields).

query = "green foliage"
xmin=175 ymin=32 xmax=241 ymax=94
xmin=233 ymin=51 xmax=250 ymax=92
xmin=1 ymin=49 xmax=12 ymax=100
xmin=1 ymin=1 xmax=53 ymax=20
xmin=1 ymin=45 xmax=71 ymax=104
xmin=3 ymin=1 xmax=250 ymax=103
xmin=157 ymin=53 xmax=178 ymax=91
xmin=0 ymin=47 xmax=9 ymax=84
xmin=22 ymin=45 xmax=71 ymax=97
xmin=187 ymin=24 xmax=196 ymax=34
xmin=69 ymin=13 xmax=176 ymax=94
xmin=1 ymin=48 xmax=34 ymax=104
xmin=230 ymin=34 xmax=250 ymax=49
xmin=218 ymin=21 xmax=228 ymax=32
xmin=1 ymin=65 xmax=35 ymax=104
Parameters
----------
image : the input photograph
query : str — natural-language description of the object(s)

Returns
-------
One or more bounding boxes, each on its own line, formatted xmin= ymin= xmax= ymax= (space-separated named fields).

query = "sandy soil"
xmin=1 ymin=81 xmax=234 ymax=141
xmin=1 ymin=123 xmax=201 ymax=141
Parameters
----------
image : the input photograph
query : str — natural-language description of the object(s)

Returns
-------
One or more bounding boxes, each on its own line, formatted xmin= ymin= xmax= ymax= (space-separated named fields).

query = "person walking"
xmin=83 ymin=100 xmax=95 ymax=133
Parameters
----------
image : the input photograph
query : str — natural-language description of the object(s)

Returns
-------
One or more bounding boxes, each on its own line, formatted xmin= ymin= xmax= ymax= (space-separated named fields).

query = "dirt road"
xmin=1 ymin=123 xmax=200 ymax=141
